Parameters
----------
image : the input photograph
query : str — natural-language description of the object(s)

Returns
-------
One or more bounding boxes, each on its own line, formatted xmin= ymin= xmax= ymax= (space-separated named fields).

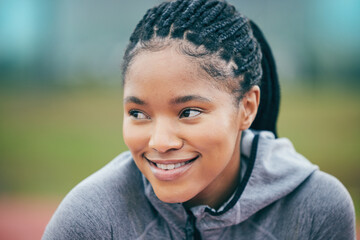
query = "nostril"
xmin=149 ymin=134 xmax=183 ymax=153
xmin=149 ymin=140 xmax=184 ymax=153
xmin=149 ymin=122 xmax=183 ymax=152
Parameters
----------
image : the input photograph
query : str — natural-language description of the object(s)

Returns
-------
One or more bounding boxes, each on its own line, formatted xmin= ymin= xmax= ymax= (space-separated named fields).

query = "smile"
xmin=156 ymin=162 xmax=187 ymax=170
xmin=144 ymin=155 xmax=199 ymax=181
xmin=146 ymin=155 xmax=198 ymax=169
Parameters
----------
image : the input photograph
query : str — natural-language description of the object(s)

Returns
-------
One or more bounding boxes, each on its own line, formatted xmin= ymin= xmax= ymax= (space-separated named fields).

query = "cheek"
xmin=122 ymin=120 xmax=149 ymax=155
xmin=183 ymin=115 xmax=239 ymax=152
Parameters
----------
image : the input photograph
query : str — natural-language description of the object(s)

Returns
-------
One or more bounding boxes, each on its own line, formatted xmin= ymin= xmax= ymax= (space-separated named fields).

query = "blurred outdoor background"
xmin=0 ymin=0 xmax=359 ymax=239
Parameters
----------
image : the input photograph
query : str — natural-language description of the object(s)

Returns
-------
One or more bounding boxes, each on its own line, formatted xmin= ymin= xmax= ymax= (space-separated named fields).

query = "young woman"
xmin=43 ymin=0 xmax=356 ymax=239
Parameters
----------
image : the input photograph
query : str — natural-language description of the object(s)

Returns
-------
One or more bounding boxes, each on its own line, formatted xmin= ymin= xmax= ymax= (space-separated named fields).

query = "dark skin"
xmin=123 ymin=47 xmax=259 ymax=209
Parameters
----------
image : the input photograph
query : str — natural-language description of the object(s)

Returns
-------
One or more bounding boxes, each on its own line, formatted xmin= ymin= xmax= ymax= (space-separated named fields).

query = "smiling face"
xmin=123 ymin=47 xmax=250 ymax=209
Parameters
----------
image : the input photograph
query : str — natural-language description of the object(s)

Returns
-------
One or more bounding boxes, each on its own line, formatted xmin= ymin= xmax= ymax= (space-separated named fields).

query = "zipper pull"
xmin=185 ymin=210 xmax=202 ymax=240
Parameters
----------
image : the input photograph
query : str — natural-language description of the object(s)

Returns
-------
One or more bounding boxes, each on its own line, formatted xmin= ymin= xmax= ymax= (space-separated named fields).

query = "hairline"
xmin=122 ymin=37 xmax=245 ymax=104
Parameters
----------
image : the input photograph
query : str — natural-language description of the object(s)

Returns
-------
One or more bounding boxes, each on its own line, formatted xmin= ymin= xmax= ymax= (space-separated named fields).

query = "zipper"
xmin=185 ymin=210 xmax=202 ymax=240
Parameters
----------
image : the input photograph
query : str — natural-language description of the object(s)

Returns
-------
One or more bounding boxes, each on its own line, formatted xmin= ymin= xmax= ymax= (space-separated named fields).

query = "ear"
xmin=238 ymin=86 xmax=260 ymax=131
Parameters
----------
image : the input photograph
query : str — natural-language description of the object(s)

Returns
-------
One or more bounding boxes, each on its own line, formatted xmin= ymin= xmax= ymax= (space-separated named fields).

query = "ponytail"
xmin=249 ymin=21 xmax=281 ymax=138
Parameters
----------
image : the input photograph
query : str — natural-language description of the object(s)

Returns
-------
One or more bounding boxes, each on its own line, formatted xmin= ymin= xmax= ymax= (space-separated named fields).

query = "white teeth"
xmin=156 ymin=162 xmax=186 ymax=170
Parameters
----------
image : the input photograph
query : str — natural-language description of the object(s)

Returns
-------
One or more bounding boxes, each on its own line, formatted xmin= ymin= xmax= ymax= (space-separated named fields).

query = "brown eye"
xmin=180 ymin=109 xmax=201 ymax=118
xmin=129 ymin=110 xmax=149 ymax=119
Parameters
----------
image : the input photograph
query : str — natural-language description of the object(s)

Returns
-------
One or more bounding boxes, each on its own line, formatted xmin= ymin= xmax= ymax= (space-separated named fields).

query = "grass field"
xmin=0 ymin=84 xmax=359 ymax=218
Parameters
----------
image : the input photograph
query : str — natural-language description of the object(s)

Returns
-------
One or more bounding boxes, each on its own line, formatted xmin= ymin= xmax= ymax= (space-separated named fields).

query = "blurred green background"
xmin=0 ymin=0 xmax=359 ymax=220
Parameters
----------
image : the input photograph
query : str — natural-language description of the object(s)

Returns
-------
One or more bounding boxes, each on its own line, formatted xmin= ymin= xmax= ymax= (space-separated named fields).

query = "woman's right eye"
xmin=129 ymin=110 xmax=149 ymax=120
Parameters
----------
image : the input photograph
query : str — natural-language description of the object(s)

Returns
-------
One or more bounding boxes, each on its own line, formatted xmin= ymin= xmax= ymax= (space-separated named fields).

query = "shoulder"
xmin=285 ymin=170 xmax=356 ymax=239
xmin=62 ymin=151 xmax=144 ymax=207
xmin=294 ymin=170 xmax=354 ymax=212
xmin=43 ymin=151 xmax=155 ymax=239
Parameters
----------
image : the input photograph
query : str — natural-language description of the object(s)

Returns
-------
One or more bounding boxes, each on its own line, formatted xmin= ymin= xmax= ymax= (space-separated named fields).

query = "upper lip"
xmin=144 ymin=155 xmax=199 ymax=164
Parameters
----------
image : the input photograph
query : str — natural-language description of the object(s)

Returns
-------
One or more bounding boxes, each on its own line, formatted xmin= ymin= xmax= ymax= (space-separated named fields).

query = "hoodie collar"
xmin=143 ymin=129 xmax=318 ymax=231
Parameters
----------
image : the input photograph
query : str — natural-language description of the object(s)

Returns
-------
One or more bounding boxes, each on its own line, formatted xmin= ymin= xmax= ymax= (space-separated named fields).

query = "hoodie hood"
xmin=143 ymin=129 xmax=318 ymax=232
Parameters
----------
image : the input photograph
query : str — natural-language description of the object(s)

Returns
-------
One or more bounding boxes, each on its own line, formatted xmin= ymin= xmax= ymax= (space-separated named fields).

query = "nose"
xmin=148 ymin=120 xmax=183 ymax=153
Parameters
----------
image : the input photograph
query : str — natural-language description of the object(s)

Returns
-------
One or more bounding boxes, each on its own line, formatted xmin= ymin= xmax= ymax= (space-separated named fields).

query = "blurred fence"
xmin=1 ymin=0 xmax=360 ymax=87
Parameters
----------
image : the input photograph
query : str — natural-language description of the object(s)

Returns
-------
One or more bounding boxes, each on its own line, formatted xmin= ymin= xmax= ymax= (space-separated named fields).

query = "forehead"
xmin=124 ymin=48 xmax=218 ymax=95
xmin=123 ymin=48 xmax=239 ymax=112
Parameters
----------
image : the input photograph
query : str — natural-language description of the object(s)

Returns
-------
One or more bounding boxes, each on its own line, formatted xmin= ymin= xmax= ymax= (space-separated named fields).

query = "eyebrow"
xmin=124 ymin=95 xmax=211 ymax=105
xmin=124 ymin=96 xmax=146 ymax=105
xmin=170 ymin=95 xmax=211 ymax=105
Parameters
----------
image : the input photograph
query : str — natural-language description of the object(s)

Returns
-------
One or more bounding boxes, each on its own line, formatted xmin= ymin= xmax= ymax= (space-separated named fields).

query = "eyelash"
xmin=128 ymin=108 xmax=203 ymax=120
xmin=128 ymin=110 xmax=149 ymax=120
xmin=179 ymin=108 xmax=202 ymax=118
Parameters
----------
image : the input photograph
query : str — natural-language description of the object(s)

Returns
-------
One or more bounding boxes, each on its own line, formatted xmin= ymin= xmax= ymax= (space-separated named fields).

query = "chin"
xmin=152 ymin=185 xmax=195 ymax=204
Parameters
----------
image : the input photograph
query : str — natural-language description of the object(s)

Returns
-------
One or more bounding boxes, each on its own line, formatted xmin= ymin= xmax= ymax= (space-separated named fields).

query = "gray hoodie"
xmin=43 ymin=130 xmax=356 ymax=239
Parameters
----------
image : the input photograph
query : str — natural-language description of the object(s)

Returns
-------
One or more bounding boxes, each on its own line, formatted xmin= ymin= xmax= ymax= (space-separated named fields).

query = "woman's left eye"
xmin=179 ymin=109 xmax=201 ymax=118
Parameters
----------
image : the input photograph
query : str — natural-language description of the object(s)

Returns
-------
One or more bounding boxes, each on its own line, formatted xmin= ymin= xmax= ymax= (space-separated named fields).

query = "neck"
xmin=184 ymin=132 xmax=242 ymax=210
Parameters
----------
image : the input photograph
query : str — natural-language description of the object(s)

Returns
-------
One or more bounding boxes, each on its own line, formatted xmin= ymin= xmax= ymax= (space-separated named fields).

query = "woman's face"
xmin=123 ymin=47 xmax=245 ymax=208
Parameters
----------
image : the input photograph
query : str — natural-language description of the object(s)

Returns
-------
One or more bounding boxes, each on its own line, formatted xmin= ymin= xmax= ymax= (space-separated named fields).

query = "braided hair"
xmin=122 ymin=0 xmax=280 ymax=137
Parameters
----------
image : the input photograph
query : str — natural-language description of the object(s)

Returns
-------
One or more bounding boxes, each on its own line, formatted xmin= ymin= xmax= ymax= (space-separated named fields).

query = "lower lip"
xmin=147 ymin=157 xmax=197 ymax=181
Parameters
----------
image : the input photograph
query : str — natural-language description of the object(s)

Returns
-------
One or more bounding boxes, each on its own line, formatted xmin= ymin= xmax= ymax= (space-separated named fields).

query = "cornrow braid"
xmin=140 ymin=3 xmax=168 ymax=41
xmin=122 ymin=0 xmax=280 ymax=136
xmin=199 ymin=17 xmax=239 ymax=40
xmin=171 ymin=0 xmax=208 ymax=38
xmin=218 ymin=17 xmax=248 ymax=42
xmin=201 ymin=2 xmax=227 ymax=26
xmin=171 ymin=3 xmax=208 ymax=38
xmin=157 ymin=0 xmax=189 ymax=37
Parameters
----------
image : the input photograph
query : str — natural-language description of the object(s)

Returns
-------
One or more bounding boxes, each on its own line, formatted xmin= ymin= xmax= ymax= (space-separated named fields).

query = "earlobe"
xmin=239 ymin=86 xmax=260 ymax=130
